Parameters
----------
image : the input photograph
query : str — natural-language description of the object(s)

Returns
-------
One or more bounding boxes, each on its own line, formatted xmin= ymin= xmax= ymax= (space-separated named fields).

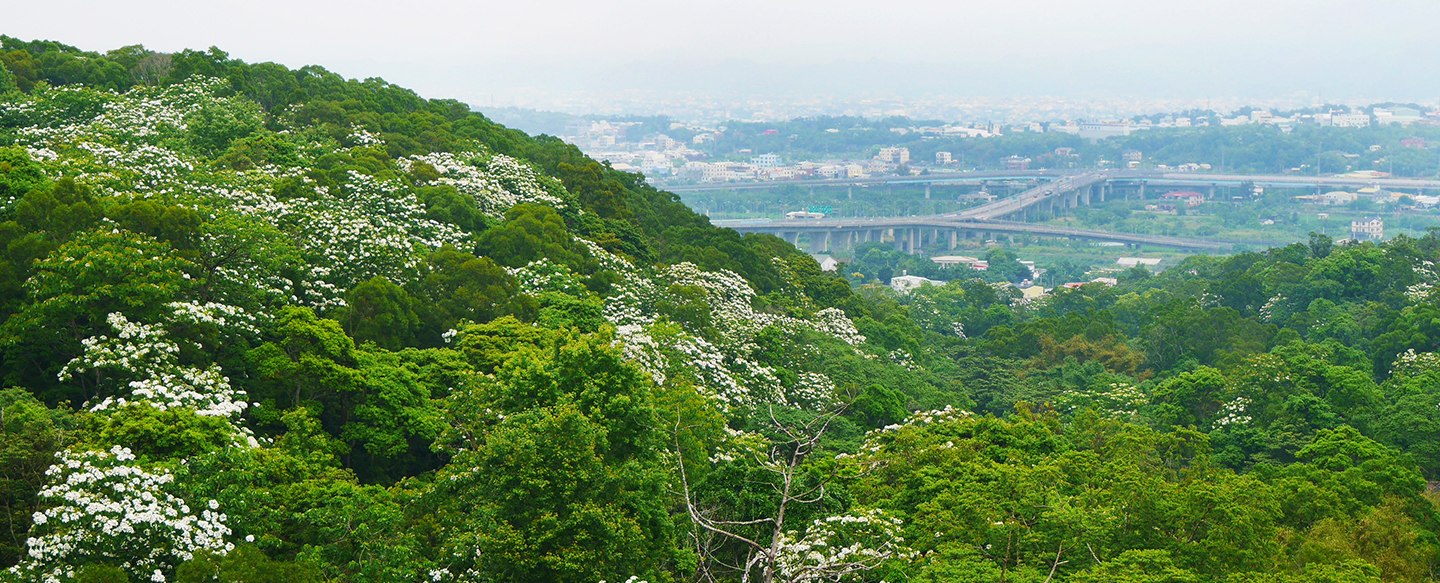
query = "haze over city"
xmin=6 ymin=0 xmax=1440 ymax=121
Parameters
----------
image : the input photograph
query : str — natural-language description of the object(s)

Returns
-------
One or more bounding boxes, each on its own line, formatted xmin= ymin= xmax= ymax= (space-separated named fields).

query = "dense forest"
xmin=3 ymin=36 xmax=1440 ymax=583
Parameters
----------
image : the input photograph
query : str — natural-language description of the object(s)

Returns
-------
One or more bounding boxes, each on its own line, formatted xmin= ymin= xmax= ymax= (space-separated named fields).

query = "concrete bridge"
xmin=714 ymin=216 xmax=1249 ymax=253
xmin=700 ymin=169 xmax=1440 ymax=253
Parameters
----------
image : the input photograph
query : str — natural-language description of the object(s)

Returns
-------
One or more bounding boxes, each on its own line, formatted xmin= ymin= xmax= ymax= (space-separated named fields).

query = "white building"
xmin=1376 ymin=107 xmax=1423 ymax=125
xmin=1332 ymin=112 xmax=1371 ymax=128
xmin=890 ymin=275 xmax=944 ymax=294
xmin=936 ymin=151 xmax=953 ymax=165
xmin=1351 ymin=217 xmax=1383 ymax=240
xmin=1078 ymin=122 xmax=1138 ymax=141
xmin=751 ymin=153 xmax=782 ymax=168
xmin=877 ymin=147 xmax=911 ymax=164
xmin=1116 ymin=257 xmax=1163 ymax=268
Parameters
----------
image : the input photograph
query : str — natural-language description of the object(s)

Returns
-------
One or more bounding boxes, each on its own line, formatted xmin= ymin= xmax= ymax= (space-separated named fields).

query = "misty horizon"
xmin=6 ymin=0 xmax=1439 ymax=119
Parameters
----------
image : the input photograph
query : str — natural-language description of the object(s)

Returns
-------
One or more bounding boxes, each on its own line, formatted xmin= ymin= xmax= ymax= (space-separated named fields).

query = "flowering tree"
xmin=9 ymin=447 xmax=231 ymax=583
xmin=58 ymin=309 xmax=252 ymax=432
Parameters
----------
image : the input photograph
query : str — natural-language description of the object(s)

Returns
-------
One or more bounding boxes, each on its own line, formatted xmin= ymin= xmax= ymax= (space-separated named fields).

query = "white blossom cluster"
xmin=1407 ymin=260 xmax=1438 ymax=302
xmin=574 ymin=238 xmax=634 ymax=273
xmin=1214 ymin=397 xmax=1253 ymax=427
xmin=25 ymin=147 xmax=59 ymax=161
xmin=851 ymin=406 xmax=974 ymax=456
xmin=508 ymin=259 xmax=591 ymax=296
xmin=602 ymin=260 xmax=867 ymax=408
xmin=66 ymin=141 xmax=195 ymax=192
xmin=3 ymin=76 xmax=481 ymax=308
xmin=771 ymin=509 xmax=916 ymax=583
xmin=1259 ymin=294 xmax=1286 ymax=323
xmin=1392 ymin=349 xmax=1440 ymax=379
xmin=1 ymin=78 xmax=239 ymax=199
xmin=707 ymin=426 xmax=772 ymax=464
xmin=194 ymin=170 xmax=468 ymax=308
xmin=10 ymin=447 xmax=231 ymax=583
xmin=59 ymin=312 xmax=253 ymax=425
xmin=168 ymin=301 xmax=261 ymax=335
xmin=400 ymin=151 xmax=565 ymax=217
xmin=349 ymin=128 xmax=385 ymax=146
xmin=1058 ymin=381 xmax=1147 ymax=418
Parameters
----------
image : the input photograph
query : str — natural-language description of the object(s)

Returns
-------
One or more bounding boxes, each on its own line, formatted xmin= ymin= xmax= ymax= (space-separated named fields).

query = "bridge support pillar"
xmin=910 ymin=228 xmax=920 ymax=254
xmin=925 ymin=185 xmax=931 ymax=199
xmin=1208 ymin=185 xmax=1216 ymax=200
xmin=1139 ymin=181 xmax=1146 ymax=200
xmin=848 ymin=186 xmax=853 ymax=200
xmin=822 ymin=230 xmax=832 ymax=253
xmin=949 ymin=230 xmax=957 ymax=249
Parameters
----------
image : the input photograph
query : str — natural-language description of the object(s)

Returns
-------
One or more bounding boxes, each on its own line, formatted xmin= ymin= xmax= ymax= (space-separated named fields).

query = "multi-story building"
xmin=877 ymin=147 xmax=910 ymax=164
xmin=1351 ymin=217 xmax=1384 ymax=240
xmin=936 ymin=151 xmax=953 ymax=165
xmin=1332 ymin=112 xmax=1371 ymax=128
xmin=750 ymin=153 xmax=782 ymax=168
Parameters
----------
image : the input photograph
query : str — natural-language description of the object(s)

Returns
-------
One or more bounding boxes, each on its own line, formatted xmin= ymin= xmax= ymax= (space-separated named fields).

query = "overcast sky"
xmin=6 ymin=0 xmax=1439 ymax=108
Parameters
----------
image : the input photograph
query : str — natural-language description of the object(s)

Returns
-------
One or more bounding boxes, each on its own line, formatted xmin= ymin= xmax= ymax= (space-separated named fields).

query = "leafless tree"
xmin=674 ymin=404 xmax=904 ymax=583
xmin=131 ymin=53 xmax=172 ymax=87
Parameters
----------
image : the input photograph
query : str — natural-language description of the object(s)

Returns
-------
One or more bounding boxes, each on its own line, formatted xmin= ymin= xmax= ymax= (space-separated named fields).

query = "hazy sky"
xmin=6 ymin=0 xmax=1439 ymax=108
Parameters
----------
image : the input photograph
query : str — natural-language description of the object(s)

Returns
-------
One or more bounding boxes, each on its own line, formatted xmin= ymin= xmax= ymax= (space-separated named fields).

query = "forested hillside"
xmin=2 ymin=37 xmax=1440 ymax=583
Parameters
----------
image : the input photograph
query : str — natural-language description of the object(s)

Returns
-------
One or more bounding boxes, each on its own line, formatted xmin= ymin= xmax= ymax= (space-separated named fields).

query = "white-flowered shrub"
xmin=1213 ymin=397 xmax=1253 ymax=428
xmin=1392 ymin=349 xmax=1440 ymax=379
xmin=3 ymin=76 xmax=484 ymax=308
xmin=771 ymin=509 xmax=916 ymax=583
xmin=401 ymin=151 xmax=566 ymax=217
xmin=9 ymin=447 xmax=231 ymax=583
xmin=509 ymin=259 xmax=590 ymax=296
xmin=603 ymin=260 xmax=865 ymax=409
xmin=59 ymin=312 xmax=250 ymax=423
xmin=1407 ymin=260 xmax=1437 ymax=302
xmin=850 ymin=406 xmax=974 ymax=456
xmin=1057 ymin=380 xmax=1147 ymax=418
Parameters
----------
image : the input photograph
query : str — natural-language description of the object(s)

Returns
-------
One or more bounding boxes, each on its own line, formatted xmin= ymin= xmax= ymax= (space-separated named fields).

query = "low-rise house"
xmin=1161 ymin=191 xmax=1205 ymax=207
xmin=1351 ymin=217 xmax=1383 ymax=241
xmin=890 ymin=275 xmax=945 ymax=294
xmin=1116 ymin=257 xmax=1162 ymax=268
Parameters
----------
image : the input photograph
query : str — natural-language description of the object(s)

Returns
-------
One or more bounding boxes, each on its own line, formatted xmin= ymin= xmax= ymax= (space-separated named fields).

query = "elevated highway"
xmin=713 ymin=215 xmax=1257 ymax=253
xmin=695 ymin=169 xmax=1436 ymax=254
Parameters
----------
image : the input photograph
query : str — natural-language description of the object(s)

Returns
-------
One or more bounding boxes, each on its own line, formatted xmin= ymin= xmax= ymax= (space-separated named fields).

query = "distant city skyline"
xmin=6 ymin=0 xmax=1440 ymax=117
xmin=478 ymin=92 xmax=1438 ymax=129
